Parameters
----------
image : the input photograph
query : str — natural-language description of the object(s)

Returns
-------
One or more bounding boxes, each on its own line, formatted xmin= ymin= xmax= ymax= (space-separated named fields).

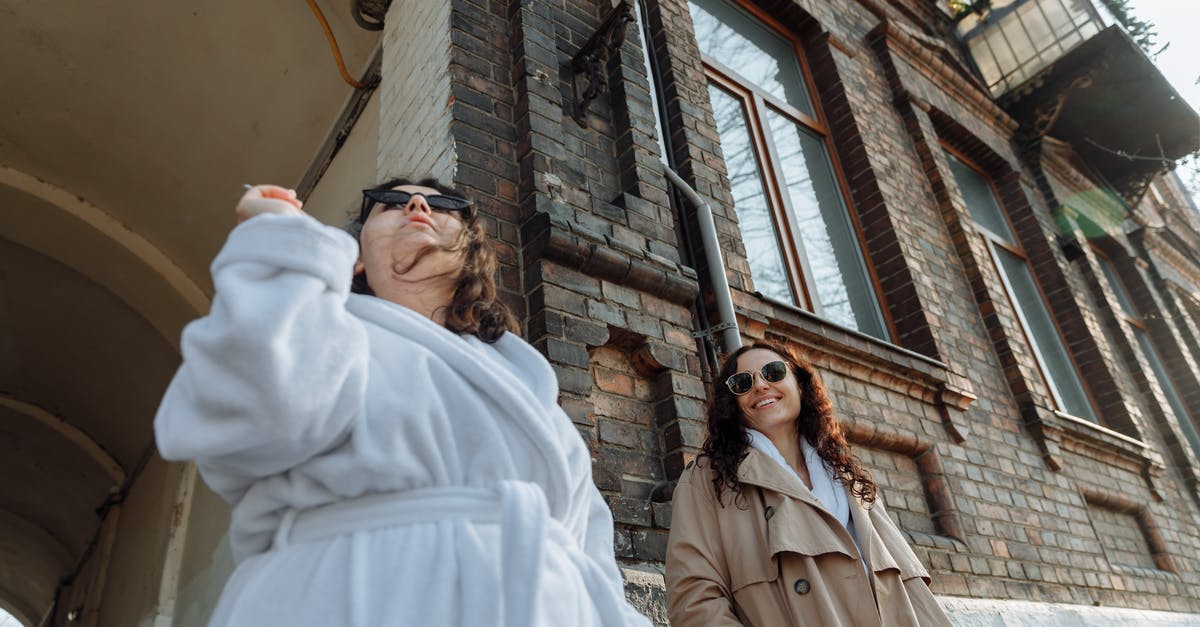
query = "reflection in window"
xmin=690 ymin=0 xmax=887 ymax=339
xmin=707 ymin=85 xmax=793 ymax=303
xmin=946 ymin=153 xmax=1015 ymax=240
xmin=1136 ymin=329 xmax=1200 ymax=457
xmin=689 ymin=0 xmax=814 ymax=116
xmin=766 ymin=108 xmax=885 ymax=336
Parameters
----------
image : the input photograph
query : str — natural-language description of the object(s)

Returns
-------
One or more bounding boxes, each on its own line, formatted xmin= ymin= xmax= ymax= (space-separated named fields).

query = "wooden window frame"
xmin=1093 ymin=246 xmax=1200 ymax=451
xmin=945 ymin=144 xmax=1105 ymax=424
xmin=696 ymin=0 xmax=894 ymax=339
xmin=1092 ymin=247 xmax=1144 ymax=327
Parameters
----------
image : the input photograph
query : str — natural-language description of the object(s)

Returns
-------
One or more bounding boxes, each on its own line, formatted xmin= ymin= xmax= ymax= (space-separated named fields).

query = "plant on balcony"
xmin=1096 ymin=0 xmax=1159 ymax=55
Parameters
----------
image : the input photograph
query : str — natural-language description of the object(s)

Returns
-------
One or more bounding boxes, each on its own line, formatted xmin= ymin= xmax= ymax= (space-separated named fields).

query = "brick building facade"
xmin=413 ymin=0 xmax=1200 ymax=622
xmin=6 ymin=0 xmax=1200 ymax=624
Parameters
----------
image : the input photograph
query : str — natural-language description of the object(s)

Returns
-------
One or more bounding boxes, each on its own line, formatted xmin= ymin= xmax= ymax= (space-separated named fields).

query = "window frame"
xmin=694 ymin=0 xmax=893 ymax=339
xmin=1093 ymin=246 xmax=1200 ymax=458
xmin=944 ymin=144 xmax=1105 ymax=424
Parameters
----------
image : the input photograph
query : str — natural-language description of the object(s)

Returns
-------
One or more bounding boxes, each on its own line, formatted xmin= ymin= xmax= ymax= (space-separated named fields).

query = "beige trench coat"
xmin=666 ymin=450 xmax=952 ymax=627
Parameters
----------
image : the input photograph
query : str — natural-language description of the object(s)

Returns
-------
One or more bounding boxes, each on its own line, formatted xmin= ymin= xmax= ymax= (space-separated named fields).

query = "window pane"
xmin=994 ymin=245 xmax=1099 ymax=422
xmin=707 ymin=84 xmax=794 ymax=303
xmin=1134 ymin=328 xmax=1200 ymax=460
xmin=1002 ymin=6 xmax=1037 ymax=63
xmin=984 ymin=25 xmax=1018 ymax=90
xmin=1096 ymin=256 xmax=1139 ymax=317
xmin=688 ymin=0 xmax=815 ymax=116
xmin=946 ymin=151 xmax=1017 ymax=242
xmin=968 ymin=36 xmax=1003 ymax=89
xmin=1040 ymin=0 xmax=1074 ymax=39
xmin=766 ymin=107 xmax=887 ymax=338
xmin=1024 ymin=2 xmax=1057 ymax=55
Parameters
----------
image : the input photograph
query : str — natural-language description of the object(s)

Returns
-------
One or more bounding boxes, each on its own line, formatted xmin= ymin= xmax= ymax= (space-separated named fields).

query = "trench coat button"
xmin=794 ymin=578 xmax=810 ymax=595
xmin=764 ymin=505 xmax=775 ymax=521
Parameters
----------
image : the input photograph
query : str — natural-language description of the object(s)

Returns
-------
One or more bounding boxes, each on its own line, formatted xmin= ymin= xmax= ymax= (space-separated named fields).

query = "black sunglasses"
xmin=360 ymin=189 xmax=475 ymax=221
xmin=725 ymin=360 xmax=789 ymax=396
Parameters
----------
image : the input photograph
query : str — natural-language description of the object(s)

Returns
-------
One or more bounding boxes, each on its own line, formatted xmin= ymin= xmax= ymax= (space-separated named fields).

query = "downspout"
xmin=635 ymin=0 xmax=722 ymax=372
xmin=660 ymin=162 xmax=742 ymax=352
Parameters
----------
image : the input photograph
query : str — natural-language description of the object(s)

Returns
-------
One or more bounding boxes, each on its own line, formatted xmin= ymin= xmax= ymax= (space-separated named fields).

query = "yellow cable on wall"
xmin=307 ymin=0 xmax=367 ymax=89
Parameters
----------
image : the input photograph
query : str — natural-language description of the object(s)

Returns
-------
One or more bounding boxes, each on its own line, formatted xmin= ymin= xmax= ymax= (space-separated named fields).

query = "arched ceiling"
xmin=0 ymin=1 xmax=381 ymax=622
xmin=1 ymin=0 xmax=379 ymax=288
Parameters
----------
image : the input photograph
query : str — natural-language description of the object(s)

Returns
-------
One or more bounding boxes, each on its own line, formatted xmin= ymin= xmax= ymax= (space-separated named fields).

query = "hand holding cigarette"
xmin=236 ymin=184 xmax=307 ymax=223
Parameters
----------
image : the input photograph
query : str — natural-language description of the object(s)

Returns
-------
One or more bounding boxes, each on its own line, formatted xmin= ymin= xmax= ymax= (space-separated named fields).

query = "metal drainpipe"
xmin=660 ymin=161 xmax=742 ymax=352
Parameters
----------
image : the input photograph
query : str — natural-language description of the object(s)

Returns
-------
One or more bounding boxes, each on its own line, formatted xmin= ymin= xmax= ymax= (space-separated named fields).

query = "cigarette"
xmin=243 ymin=183 xmax=254 ymax=190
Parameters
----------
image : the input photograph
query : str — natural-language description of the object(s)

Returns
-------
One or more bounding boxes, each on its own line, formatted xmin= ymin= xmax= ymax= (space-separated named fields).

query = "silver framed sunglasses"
xmin=725 ymin=360 xmax=789 ymax=396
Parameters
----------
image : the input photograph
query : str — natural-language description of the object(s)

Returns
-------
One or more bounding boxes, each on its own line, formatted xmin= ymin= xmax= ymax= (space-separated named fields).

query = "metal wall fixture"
xmin=570 ymin=1 xmax=635 ymax=128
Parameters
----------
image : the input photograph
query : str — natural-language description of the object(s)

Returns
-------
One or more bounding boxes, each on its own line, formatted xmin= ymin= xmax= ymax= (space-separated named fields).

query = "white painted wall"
xmin=378 ymin=0 xmax=456 ymax=182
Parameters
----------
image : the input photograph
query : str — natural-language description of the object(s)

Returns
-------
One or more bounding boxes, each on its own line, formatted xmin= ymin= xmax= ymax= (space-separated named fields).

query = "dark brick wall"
xmin=443 ymin=0 xmax=1200 ymax=618
xmin=449 ymin=0 xmax=524 ymax=321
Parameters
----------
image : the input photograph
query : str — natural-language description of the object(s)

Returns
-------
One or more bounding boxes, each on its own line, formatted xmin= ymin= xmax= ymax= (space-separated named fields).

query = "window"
xmin=1095 ymin=252 xmax=1200 ymax=459
xmin=944 ymin=150 xmax=1100 ymax=423
xmin=688 ymin=0 xmax=888 ymax=339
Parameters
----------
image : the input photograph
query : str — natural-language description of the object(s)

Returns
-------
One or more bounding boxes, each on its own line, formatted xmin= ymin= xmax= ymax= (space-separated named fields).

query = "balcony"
xmin=955 ymin=0 xmax=1199 ymax=203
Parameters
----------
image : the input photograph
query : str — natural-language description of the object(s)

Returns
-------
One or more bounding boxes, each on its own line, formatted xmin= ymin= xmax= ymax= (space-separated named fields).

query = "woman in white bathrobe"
xmin=155 ymin=179 xmax=651 ymax=627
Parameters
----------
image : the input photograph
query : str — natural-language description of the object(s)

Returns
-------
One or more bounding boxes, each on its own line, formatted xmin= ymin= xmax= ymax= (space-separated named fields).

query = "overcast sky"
xmin=1132 ymin=0 xmax=1199 ymax=197
xmin=1133 ymin=0 xmax=1199 ymax=113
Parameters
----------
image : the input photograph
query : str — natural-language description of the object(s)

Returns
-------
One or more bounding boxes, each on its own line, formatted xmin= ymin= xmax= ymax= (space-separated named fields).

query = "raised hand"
xmin=236 ymin=184 xmax=307 ymax=223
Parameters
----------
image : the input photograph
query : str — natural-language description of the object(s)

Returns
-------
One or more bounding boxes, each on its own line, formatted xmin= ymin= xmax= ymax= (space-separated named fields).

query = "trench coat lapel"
xmin=850 ymin=496 xmax=924 ymax=579
xmin=736 ymin=449 xmax=861 ymax=561
xmin=849 ymin=495 xmax=878 ymax=573
xmin=736 ymin=448 xmax=820 ymax=507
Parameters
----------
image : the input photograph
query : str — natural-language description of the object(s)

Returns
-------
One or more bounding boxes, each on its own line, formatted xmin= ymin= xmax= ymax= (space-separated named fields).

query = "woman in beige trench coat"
xmin=665 ymin=341 xmax=952 ymax=626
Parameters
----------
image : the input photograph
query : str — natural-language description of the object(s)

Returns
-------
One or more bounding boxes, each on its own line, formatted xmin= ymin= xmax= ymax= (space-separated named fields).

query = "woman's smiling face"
xmin=734 ymin=348 xmax=802 ymax=435
xmin=357 ymin=184 xmax=467 ymax=284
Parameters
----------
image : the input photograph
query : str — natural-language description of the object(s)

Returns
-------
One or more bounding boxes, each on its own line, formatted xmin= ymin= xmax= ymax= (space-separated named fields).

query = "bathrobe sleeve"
xmin=154 ymin=213 xmax=369 ymax=501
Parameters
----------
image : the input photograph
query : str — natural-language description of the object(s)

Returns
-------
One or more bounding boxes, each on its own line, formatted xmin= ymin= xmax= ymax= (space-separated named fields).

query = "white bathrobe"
xmin=155 ymin=214 xmax=651 ymax=627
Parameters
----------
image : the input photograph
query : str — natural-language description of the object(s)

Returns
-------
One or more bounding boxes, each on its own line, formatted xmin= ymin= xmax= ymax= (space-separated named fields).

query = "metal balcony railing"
xmin=955 ymin=0 xmax=1115 ymax=97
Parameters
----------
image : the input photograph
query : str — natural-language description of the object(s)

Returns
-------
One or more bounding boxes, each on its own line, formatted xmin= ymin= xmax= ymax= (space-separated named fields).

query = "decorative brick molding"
xmin=866 ymin=19 xmax=1179 ymax=501
xmin=429 ymin=0 xmax=1200 ymax=614
xmin=1080 ymin=485 xmax=1176 ymax=574
xmin=805 ymin=31 xmax=944 ymax=362
xmin=576 ymin=328 xmax=704 ymax=564
xmin=743 ymin=298 xmax=975 ymax=443
xmin=523 ymin=211 xmax=699 ymax=306
xmin=1052 ymin=405 xmax=1166 ymax=500
xmin=865 ymin=15 xmax=1014 ymax=136
xmin=841 ymin=416 xmax=967 ymax=544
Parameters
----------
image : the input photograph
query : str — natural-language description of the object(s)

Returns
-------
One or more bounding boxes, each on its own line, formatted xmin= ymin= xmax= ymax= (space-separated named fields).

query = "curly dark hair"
xmin=701 ymin=340 xmax=876 ymax=507
xmin=348 ymin=177 xmax=518 ymax=343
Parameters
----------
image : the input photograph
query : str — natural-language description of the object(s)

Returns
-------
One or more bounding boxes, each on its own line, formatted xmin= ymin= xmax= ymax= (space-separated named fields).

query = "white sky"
xmin=1133 ymin=0 xmax=1199 ymax=113
xmin=1132 ymin=0 xmax=1200 ymax=198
